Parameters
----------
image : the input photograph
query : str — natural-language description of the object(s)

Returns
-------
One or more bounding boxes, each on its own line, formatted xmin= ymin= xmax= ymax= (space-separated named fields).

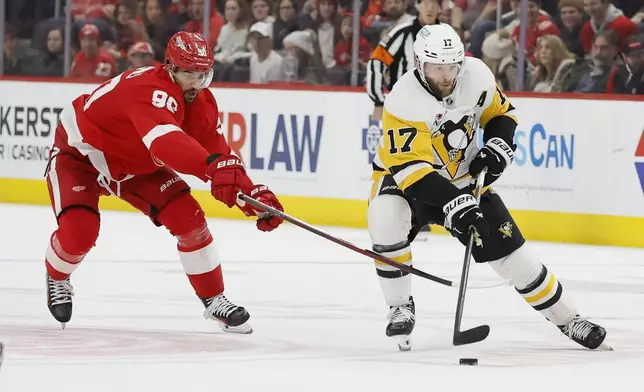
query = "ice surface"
xmin=1 ymin=203 xmax=643 ymax=391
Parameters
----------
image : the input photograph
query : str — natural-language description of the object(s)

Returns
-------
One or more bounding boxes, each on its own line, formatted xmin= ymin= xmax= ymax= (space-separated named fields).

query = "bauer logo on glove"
xmin=468 ymin=137 xmax=515 ymax=186
xmin=216 ymin=158 xmax=244 ymax=169
xmin=236 ymin=185 xmax=285 ymax=232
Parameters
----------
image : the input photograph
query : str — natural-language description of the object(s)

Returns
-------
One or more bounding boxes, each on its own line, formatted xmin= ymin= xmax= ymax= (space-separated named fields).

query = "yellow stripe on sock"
xmin=524 ymin=274 xmax=556 ymax=304
xmin=374 ymin=251 xmax=411 ymax=266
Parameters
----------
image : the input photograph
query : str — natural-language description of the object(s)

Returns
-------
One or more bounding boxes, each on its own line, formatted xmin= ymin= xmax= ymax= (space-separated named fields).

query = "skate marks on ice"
xmin=0 ymin=323 xmax=308 ymax=366
xmin=194 ymin=297 xmax=644 ymax=369
xmin=2 ymin=274 xmax=644 ymax=369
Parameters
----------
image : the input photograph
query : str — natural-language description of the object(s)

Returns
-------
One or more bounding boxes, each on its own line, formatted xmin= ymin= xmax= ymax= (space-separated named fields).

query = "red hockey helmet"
xmin=165 ymin=31 xmax=214 ymax=88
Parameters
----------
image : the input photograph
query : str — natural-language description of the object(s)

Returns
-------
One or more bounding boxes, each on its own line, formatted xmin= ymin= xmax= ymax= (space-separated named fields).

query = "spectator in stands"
xmin=70 ymin=23 xmax=117 ymax=78
xmin=371 ymin=0 xmax=415 ymax=28
xmin=563 ymin=29 xmax=619 ymax=93
xmin=580 ymin=0 xmax=637 ymax=54
xmin=33 ymin=27 xmax=66 ymax=77
xmin=127 ymin=41 xmax=157 ymax=69
xmin=482 ymin=29 xmax=532 ymax=91
xmin=500 ymin=0 xmax=553 ymax=33
xmin=249 ymin=21 xmax=286 ymax=83
xmin=452 ymin=0 xmax=496 ymax=37
xmin=72 ymin=0 xmax=115 ymax=21
xmin=530 ymin=35 xmax=576 ymax=92
xmin=301 ymin=0 xmax=342 ymax=69
xmin=113 ymin=1 xmax=149 ymax=56
xmin=361 ymin=0 xmax=415 ymax=45
xmin=606 ymin=33 xmax=644 ymax=94
xmin=334 ymin=14 xmax=372 ymax=68
xmin=185 ymin=0 xmax=226 ymax=48
xmin=467 ymin=0 xmax=552 ymax=59
xmin=439 ymin=0 xmax=453 ymax=24
xmin=143 ymin=0 xmax=180 ymax=62
xmin=283 ymin=30 xmax=327 ymax=83
xmin=465 ymin=0 xmax=509 ymax=59
xmin=630 ymin=6 xmax=644 ymax=32
xmin=251 ymin=0 xmax=276 ymax=27
xmin=214 ymin=0 xmax=252 ymax=64
xmin=386 ymin=0 xmax=416 ymax=26
xmin=511 ymin=0 xmax=560 ymax=63
xmin=3 ymin=25 xmax=26 ymax=76
xmin=556 ymin=0 xmax=585 ymax=57
xmin=360 ymin=0 xmax=386 ymax=28
xmin=273 ymin=0 xmax=305 ymax=51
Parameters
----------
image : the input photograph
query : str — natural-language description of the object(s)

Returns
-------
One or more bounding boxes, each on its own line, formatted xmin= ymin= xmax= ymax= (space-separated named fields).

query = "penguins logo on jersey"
xmin=431 ymin=113 xmax=476 ymax=178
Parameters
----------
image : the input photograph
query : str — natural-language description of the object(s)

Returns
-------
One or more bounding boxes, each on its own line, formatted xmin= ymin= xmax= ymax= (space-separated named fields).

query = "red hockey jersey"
xmin=60 ymin=65 xmax=229 ymax=184
xmin=70 ymin=47 xmax=118 ymax=78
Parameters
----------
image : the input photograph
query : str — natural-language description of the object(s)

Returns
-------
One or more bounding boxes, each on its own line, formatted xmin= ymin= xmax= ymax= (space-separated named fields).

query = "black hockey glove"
xmin=468 ymin=137 xmax=515 ymax=186
xmin=443 ymin=194 xmax=489 ymax=238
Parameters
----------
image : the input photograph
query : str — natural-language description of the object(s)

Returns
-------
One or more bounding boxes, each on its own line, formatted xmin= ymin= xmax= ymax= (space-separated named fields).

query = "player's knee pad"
xmin=56 ymin=207 xmax=100 ymax=256
xmin=368 ymin=195 xmax=413 ymax=307
xmin=156 ymin=192 xmax=211 ymax=251
xmin=368 ymin=194 xmax=412 ymax=248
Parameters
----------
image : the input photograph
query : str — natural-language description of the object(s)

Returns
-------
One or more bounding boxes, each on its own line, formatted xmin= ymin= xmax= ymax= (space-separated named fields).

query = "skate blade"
xmin=392 ymin=335 xmax=411 ymax=351
xmin=598 ymin=342 xmax=614 ymax=351
xmin=60 ymin=322 xmax=67 ymax=330
xmin=219 ymin=322 xmax=253 ymax=335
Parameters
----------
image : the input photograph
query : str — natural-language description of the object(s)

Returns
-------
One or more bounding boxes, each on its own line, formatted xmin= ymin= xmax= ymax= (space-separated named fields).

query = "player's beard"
xmin=427 ymin=78 xmax=454 ymax=98
xmin=184 ymin=89 xmax=199 ymax=103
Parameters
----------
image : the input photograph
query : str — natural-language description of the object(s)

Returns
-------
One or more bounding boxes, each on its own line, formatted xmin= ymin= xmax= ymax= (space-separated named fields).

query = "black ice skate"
xmin=46 ymin=273 xmax=74 ymax=329
xmin=386 ymin=296 xmax=415 ymax=351
xmin=559 ymin=315 xmax=612 ymax=351
xmin=201 ymin=294 xmax=252 ymax=334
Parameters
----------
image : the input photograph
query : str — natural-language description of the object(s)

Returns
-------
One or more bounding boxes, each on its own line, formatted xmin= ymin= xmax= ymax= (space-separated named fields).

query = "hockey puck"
xmin=459 ymin=358 xmax=478 ymax=366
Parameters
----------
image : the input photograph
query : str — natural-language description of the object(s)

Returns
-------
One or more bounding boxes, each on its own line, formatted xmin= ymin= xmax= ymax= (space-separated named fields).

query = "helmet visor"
xmin=174 ymin=68 xmax=214 ymax=90
xmin=423 ymin=62 xmax=461 ymax=82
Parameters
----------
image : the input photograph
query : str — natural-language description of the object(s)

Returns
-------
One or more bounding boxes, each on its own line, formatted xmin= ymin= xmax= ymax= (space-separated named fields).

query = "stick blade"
xmin=453 ymin=325 xmax=490 ymax=346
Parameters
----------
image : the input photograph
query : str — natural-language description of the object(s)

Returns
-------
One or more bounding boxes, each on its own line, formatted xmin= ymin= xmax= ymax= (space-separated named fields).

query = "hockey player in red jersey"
xmin=44 ymin=31 xmax=283 ymax=334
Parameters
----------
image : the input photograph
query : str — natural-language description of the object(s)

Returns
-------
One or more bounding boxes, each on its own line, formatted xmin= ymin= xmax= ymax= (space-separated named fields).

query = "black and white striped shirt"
xmin=365 ymin=18 xmax=423 ymax=107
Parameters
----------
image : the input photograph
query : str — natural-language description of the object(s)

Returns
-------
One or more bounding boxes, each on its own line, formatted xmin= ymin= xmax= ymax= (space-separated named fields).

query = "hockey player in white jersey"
xmin=367 ymin=24 xmax=608 ymax=351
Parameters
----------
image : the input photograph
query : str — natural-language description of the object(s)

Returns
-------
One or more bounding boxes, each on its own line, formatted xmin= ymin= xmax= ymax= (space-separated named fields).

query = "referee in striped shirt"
xmin=366 ymin=0 xmax=441 ymax=121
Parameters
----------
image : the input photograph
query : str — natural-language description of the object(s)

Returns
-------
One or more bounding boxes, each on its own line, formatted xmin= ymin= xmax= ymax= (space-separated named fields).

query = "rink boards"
xmin=0 ymin=79 xmax=643 ymax=247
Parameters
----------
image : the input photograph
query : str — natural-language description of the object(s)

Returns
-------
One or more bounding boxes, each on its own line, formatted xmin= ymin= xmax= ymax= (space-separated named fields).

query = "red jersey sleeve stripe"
xmin=142 ymin=124 xmax=184 ymax=149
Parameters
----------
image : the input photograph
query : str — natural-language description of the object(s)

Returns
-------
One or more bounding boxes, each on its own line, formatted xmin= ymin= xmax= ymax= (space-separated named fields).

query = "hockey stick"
xmin=238 ymin=194 xmax=507 ymax=289
xmin=452 ymin=169 xmax=491 ymax=346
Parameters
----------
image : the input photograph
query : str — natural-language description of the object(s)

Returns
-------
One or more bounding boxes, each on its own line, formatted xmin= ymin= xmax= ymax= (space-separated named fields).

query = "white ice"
xmin=1 ymin=203 xmax=644 ymax=392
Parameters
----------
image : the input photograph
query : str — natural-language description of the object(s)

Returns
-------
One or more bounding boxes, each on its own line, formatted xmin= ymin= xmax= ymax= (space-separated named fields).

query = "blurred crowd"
xmin=2 ymin=0 xmax=644 ymax=94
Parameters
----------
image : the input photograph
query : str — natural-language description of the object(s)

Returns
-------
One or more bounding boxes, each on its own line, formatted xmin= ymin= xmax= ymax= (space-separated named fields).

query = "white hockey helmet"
xmin=413 ymin=24 xmax=465 ymax=88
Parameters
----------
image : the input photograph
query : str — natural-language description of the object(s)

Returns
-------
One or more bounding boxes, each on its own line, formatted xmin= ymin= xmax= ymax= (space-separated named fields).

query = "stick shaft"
xmin=239 ymin=194 xmax=453 ymax=286
xmin=453 ymin=170 xmax=487 ymax=336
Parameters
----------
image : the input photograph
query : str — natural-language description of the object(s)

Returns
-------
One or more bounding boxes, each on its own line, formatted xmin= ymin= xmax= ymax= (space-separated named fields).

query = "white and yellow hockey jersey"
xmin=372 ymin=57 xmax=517 ymax=191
